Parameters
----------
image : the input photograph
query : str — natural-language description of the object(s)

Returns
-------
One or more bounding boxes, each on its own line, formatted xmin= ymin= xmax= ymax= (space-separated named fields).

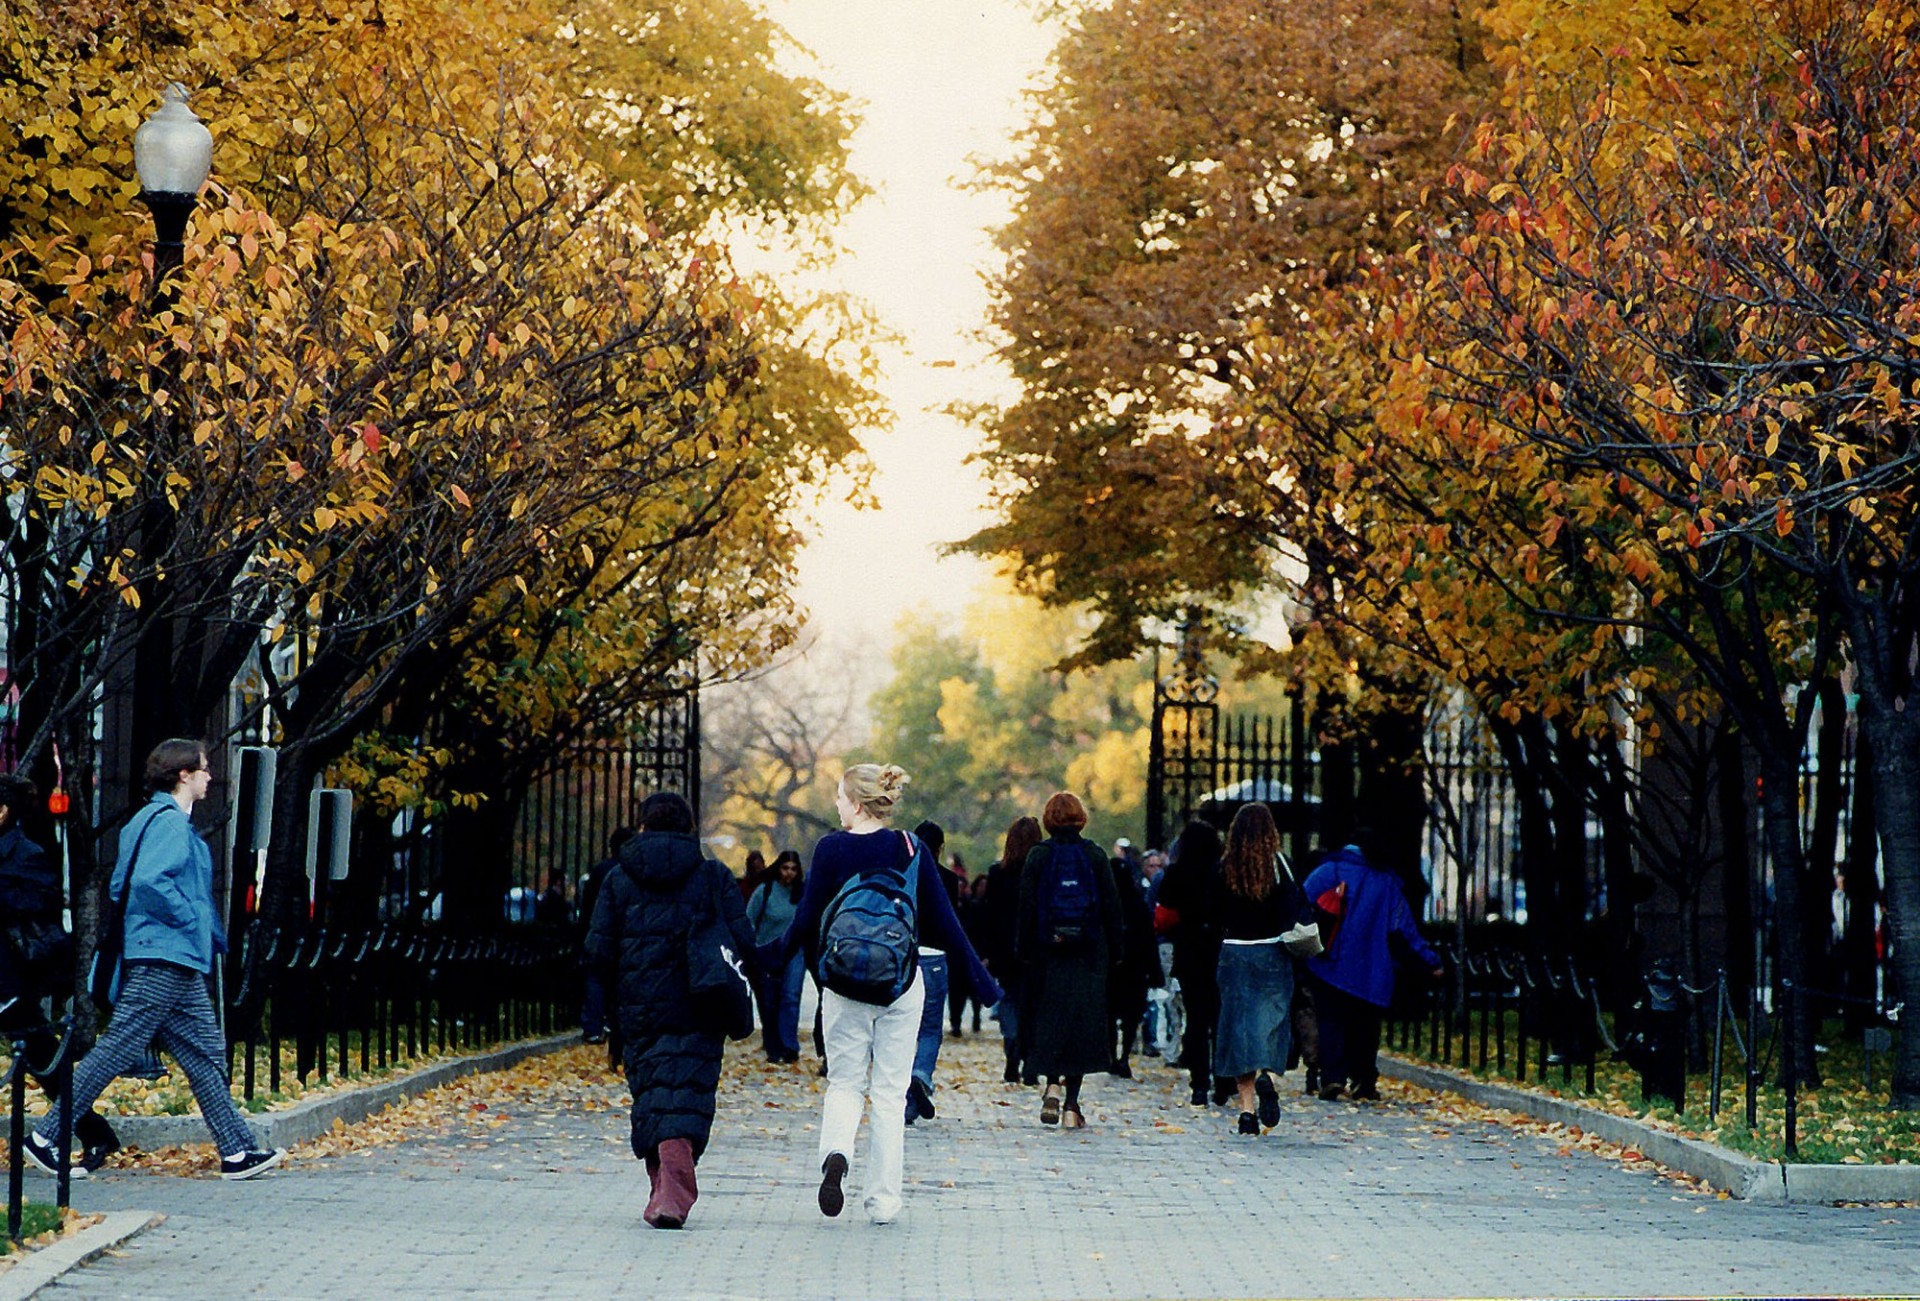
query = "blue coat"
xmin=1302 ymin=846 xmax=1439 ymax=1008
xmin=113 ymin=793 xmax=223 ymax=975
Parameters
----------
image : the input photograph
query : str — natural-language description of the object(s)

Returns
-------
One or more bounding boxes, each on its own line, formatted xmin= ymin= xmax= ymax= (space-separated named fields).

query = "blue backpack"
xmin=1039 ymin=841 xmax=1100 ymax=951
xmin=817 ymin=832 xmax=922 ymax=1005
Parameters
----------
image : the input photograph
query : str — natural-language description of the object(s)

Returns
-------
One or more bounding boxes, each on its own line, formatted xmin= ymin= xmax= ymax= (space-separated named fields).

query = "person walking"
xmin=737 ymin=848 xmax=771 ymax=903
xmin=1017 ymin=791 xmax=1123 ymax=1129
xmin=23 ymin=740 xmax=282 ymax=1180
xmin=577 ymin=827 xmax=634 ymax=1046
xmin=759 ymin=763 xmax=999 ymax=1225
xmin=904 ymin=820 xmax=956 ymax=1125
xmin=0 ymin=774 xmax=120 ymax=1171
xmin=1158 ymin=818 xmax=1226 ymax=1107
xmin=958 ymin=872 xmax=991 ymax=1034
xmin=745 ymin=850 xmax=806 ymax=1063
xmin=985 ymin=816 xmax=1042 ymax=1083
xmin=1300 ymin=828 xmax=1442 ymax=1101
xmin=1108 ymin=849 xmax=1161 ymax=1079
xmin=585 ymin=791 xmax=757 ymax=1229
xmin=1210 ymin=803 xmax=1301 ymax=1134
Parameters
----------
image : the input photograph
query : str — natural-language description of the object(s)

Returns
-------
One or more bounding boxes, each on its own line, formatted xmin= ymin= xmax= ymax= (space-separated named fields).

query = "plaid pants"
xmin=40 ymin=961 xmax=257 ymax=1155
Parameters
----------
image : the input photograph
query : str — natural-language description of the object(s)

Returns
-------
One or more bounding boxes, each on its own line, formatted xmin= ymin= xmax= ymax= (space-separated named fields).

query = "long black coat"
xmin=1017 ymin=832 xmax=1123 ymax=1077
xmin=585 ymin=831 xmax=754 ymax=1162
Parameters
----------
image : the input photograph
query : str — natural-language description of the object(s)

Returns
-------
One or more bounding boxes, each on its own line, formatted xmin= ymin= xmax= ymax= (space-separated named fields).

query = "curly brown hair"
xmin=1222 ymin=803 xmax=1280 ymax=901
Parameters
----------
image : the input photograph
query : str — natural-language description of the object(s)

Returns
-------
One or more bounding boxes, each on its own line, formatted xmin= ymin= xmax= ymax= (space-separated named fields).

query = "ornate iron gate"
xmin=512 ymin=688 xmax=701 ymax=890
xmin=1146 ymin=621 xmax=1334 ymax=865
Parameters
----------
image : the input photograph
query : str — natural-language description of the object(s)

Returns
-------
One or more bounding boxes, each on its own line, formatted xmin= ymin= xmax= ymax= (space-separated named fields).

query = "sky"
xmin=756 ymin=0 xmax=1058 ymax=683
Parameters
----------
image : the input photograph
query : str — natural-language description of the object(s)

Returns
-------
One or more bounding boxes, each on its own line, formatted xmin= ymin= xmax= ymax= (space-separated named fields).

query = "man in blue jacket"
xmin=1301 ymin=829 xmax=1443 ymax=1102
xmin=23 ymin=739 xmax=284 ymax=1180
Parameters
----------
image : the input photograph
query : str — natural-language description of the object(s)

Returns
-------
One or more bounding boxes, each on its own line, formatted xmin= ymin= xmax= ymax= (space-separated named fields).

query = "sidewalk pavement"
xmin=34 ymin=1031 xmax=1920 ymax=1299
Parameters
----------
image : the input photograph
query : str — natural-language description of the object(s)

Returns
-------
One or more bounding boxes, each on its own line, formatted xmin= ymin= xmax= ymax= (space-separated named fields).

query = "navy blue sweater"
xmin=762 ymin=829 xmax=1002 ymax=1006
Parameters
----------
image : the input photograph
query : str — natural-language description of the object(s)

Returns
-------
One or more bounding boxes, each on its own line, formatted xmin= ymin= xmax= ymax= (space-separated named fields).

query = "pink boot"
xmin=643 ymin=1138 xmax=698 ymax=1228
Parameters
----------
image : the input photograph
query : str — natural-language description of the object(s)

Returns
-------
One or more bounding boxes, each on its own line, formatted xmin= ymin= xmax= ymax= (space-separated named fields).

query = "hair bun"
xmin=879 ymin=765 xmax=910 ymax=793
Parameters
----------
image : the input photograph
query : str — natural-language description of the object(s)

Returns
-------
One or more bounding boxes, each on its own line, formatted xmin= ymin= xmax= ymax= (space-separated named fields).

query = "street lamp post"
xmin=132 ymin=83 xmax=213 ymax=291
xmin=101 ymin=82 xmax=215 ymax=819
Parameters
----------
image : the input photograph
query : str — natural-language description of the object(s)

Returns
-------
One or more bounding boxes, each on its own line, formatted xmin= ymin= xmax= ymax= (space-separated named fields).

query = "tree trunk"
xmin=1852 ymin=699 xmax=1920 ymax=1107
xmin=1757 ymin=745 xmax=1820 ymax=1088
xmin=1843 ymin=729 xmax=1881 ymax=1032
xmin=1595 ymin=740 xmax=1641 ymax=1012
xmin=1717 ymin=723 xmax=1755 ymax=1011
xmin=1806 ymin=678 xmax=1849 ymax=1007
xmin=1357 ymin=701 xmax=1429 ymax=909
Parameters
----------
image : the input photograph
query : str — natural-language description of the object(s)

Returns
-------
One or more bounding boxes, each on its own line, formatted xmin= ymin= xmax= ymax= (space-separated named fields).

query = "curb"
xmin=1380 ymin=1053 xmax=1919 ymax=1204
xmin=109 ymin=1031 xmax=582 ymax=1151
xmin=0 ymin=1209 xmax=164 ymax=1300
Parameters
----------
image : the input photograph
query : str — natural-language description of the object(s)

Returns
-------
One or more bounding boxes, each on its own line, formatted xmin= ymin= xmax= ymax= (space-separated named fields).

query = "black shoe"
xmin=1318 ymin=1081 xmax=1348 ymax=1102
xmin=582 ymin=1030 xmax=608 ymax=1045
xmin=219 ymin=1149 xmax=286 ymax=1181
xmin=1211 ymin=1081 xmax=1233 ymax=1106
xmin=80 ymin=1136 xmax=122 ymax=1174
xmin=1108 ymin=1058 xmax=1133 ymax=1080
xmin=651 ymin=1214 xmax=684 ymax=1230
xmin=907 ymin=1078 xmax=936 ymax=1121
xmin=1351 ymin=1084 xmax=1380 ymax=1102
xmin=19 ymin=1132 xmax=76 ymax=1179
xmin=1189 ymin=1085 xmax=1208 ymax=1108
xmin=1256 ymin=1073 xmax=1281 ymax=1128
xmin=818 ymin=1152 xmax=848 ymax=1217
xmin=1003 ymin=1055 xmax=1021 ymax=1084
xmin=1304 ymin=1067 xmax=1321 ymax=1095
xmin=1238 ymin=1111 xmax=1260 ymax=1135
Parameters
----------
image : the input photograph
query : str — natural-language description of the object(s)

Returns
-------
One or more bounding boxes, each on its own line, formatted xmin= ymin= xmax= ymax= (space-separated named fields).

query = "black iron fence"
xmin=512 ymin=692 xmax=700 ymax=895
xmin=4 ymin=1014 xmax=77 ymax=1243
xmin=223 ymin=923 xmax=579 ymax=1098
xmin=1381 ymin=941 xmax=1905 ymax=1160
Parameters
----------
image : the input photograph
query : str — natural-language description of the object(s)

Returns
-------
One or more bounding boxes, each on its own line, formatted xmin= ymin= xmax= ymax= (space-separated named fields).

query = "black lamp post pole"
xmin=139 ymin=190 xmax=197 ymax=297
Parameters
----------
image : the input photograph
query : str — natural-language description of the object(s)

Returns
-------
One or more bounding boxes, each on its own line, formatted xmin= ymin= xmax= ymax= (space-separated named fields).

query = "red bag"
xmin=1152 ymin=903 xmax=1181 ymax=937
xmin=1314 ymin=881 xmax=1347 ymax=952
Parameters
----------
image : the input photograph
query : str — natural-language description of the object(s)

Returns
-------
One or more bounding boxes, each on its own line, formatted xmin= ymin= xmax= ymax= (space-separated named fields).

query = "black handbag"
xmin=684 ymin=864 xmax=754 ymax=1041
xmin=87 ymin=810 xmax=165 ymax=1010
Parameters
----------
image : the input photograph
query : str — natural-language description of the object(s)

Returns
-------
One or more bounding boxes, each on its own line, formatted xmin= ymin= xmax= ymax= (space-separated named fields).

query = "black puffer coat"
xmin=585 ymin=831 xmax=754 ymax=1162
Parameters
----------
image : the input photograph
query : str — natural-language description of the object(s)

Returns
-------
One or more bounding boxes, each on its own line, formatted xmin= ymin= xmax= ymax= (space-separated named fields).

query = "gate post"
xmin=1148 ymin=611 xmax=1219 ymax=850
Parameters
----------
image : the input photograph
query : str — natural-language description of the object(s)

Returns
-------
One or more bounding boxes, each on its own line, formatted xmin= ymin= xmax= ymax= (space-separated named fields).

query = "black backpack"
xmin=1039 ymin=841 xmax=1100 ymax=951
xmin=816 ymin=832 xmax=922 ymax=1005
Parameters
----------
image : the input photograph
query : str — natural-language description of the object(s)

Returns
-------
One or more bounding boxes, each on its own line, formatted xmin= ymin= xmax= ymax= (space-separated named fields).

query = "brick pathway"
xmin=39 ymin=1029 xmax=1920 ymax=1299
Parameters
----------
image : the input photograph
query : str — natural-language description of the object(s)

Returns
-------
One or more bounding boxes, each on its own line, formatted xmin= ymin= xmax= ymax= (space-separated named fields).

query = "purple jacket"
xmin=1302 ymin=846 xmax=1439 ymax=1008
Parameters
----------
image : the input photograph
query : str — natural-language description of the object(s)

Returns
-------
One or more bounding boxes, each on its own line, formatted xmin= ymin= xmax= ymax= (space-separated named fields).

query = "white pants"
xmin=819 ymin=978 xmax=926 ymax=1223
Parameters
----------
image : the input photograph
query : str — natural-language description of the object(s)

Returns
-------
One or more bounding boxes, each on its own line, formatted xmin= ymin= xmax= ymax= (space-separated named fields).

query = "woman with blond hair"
xmin=1210 ymin=802 xmax=1301 ymax=1134
xmin=760 ymin=763 xmax=1000 ymax=1225
xmin=1017 ymin=791 xmax=1122 ymax=1128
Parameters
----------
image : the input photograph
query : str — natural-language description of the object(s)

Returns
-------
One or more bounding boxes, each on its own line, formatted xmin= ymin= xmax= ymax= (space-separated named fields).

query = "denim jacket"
xmin=114 ymin=793 xmax=224 ymax=974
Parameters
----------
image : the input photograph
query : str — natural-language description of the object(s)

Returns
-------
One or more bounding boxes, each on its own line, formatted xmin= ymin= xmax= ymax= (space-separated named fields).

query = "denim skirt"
xmin=1213 ymin=941 xmax=1294 ymax=1077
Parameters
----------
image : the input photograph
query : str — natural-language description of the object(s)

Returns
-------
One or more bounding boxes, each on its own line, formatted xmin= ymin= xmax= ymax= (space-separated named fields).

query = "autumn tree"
xmin=966 ymin=0 xmax=1488 ymax=658
xmin=0 ymin=2 xmax=872 ymax=929
xmin=1364 ymin=0 xmax=1920 ymax=1094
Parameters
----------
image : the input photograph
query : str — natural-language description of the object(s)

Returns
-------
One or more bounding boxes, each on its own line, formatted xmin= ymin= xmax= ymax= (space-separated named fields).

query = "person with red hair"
xmin=1017 ymin=791 xmax=1123 ymax=1128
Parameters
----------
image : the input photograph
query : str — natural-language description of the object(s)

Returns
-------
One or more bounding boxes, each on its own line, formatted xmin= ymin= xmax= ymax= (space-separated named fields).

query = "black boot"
xmin=1003 ymin=1042 xmax=1021 ymax=1084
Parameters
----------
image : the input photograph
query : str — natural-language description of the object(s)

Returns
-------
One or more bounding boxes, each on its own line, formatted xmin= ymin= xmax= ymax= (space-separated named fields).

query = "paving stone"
xmin=35 ymin=1032 xmax=1920 ymax=1299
